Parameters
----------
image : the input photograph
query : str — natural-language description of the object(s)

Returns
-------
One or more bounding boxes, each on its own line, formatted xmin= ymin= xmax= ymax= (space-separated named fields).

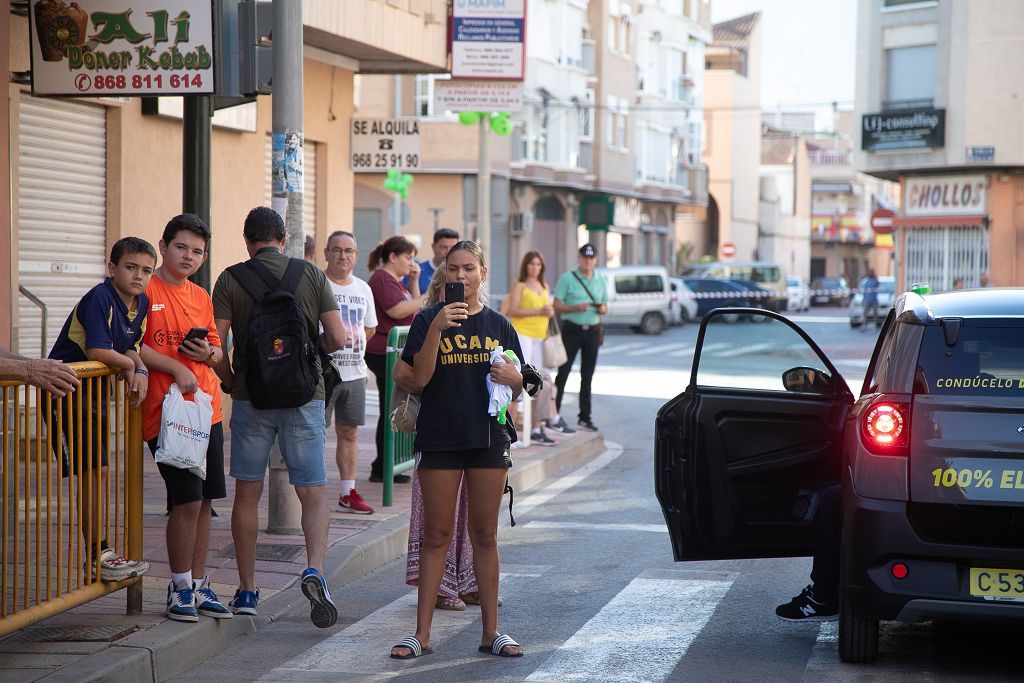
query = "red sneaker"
xmin=339 ymin=488 xmax=374 ymax=515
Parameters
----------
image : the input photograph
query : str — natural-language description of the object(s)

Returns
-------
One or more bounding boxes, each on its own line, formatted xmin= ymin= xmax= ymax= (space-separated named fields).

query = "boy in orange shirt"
xmin=140 ymin=214 xmax=230 ymax=623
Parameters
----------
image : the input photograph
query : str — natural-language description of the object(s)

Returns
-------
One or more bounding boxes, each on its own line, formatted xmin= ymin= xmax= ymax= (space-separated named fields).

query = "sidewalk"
xmin=0 ymin=407 xmax=604 ymax=682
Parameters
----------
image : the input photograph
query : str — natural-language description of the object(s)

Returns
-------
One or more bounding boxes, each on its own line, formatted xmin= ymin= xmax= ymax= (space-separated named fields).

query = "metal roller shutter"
xmin=353 ymin=209 xmax=382 ymax=281
xmin=905 ymin=225 xmax=989 ymax=292
xmin=17 ymin=96 xmax=107 ymax=358
xmin=264 ymin=134 xmax=317 ymax=239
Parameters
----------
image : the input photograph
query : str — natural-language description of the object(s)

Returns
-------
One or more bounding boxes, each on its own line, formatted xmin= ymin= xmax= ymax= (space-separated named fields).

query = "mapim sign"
xmin=29 ymin=0 xmax=214 ymax=96
xmin=451 ymin=0 xmax=526 ymax=80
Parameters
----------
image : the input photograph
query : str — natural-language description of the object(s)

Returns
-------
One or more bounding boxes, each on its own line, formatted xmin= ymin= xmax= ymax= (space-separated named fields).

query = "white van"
xmin=679 ymin=261 xmax=788 ymax=311
xmin=596 ymin=265 xmax=673 ymax=335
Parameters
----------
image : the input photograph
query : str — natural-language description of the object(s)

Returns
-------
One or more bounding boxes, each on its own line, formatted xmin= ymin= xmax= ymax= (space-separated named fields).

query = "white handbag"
xmin=542 ymin=317 xmax=569 ymax=368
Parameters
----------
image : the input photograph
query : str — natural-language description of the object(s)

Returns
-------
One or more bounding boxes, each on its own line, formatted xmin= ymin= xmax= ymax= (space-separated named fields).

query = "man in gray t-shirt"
xmin=212 ymin=206 xmax=347 ymax=628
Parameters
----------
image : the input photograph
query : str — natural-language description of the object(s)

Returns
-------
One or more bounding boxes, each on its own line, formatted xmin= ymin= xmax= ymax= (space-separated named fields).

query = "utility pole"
xmin=476 ymin=118 xmax=491 ymax=253
xmin=183 ymin=96 xmax=213 ymax=291
xmin=429 ymin=208 xmax=443 ymax=232
xmin=267 ymin=0 xmax=303 ymax=534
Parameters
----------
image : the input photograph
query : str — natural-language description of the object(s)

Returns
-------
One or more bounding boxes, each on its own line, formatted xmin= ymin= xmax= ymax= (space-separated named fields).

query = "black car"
xmin=655 ymin=289 xmax=1024 ymax=663
xmin=683 ymin=278 xmax=757 ymax=323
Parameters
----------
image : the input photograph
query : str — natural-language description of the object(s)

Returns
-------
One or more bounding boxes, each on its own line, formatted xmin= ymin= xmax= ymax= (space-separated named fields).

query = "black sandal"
xmin=479 ymin=633 xmax=523 ymax=657
xmin=391 ymin=635 xmax=433 ymax=659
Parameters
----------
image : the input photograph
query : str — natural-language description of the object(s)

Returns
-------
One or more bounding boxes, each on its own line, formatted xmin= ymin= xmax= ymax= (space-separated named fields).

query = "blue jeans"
xmin=229 ymin=400 xmax=327 ymax=486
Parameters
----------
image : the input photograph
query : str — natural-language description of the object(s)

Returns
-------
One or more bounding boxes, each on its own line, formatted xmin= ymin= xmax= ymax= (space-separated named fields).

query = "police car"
xmin=655 ymin=288 xmax=1024 ymax=662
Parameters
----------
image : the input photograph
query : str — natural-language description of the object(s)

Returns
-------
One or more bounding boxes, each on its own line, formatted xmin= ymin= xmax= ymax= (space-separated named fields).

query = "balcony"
xmin=582 ymin=39 xmax=596 ymax=77
xmin=808 ymin=148 xmax=851 ymax=166
xmin=674 ymin=164 xmax=708 ymax=205
xmin=578 ymin=140 xmax=594 ymax=173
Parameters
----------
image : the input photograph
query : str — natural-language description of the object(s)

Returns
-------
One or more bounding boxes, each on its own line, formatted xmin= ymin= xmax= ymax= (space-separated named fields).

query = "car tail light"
xmin=861 ymin=397 xmax=911 ymax=456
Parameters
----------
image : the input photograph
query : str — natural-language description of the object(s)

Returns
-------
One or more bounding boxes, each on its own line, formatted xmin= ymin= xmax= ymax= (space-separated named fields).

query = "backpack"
xmin=227 ymin=257 xmax=320 ymax=410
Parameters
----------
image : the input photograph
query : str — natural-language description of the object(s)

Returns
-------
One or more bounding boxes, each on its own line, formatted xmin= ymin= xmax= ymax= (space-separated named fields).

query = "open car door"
xmin=655 ymin=309 xmax=854 ymax=561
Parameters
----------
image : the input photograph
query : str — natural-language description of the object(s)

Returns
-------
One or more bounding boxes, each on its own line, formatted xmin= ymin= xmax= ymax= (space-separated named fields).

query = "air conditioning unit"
xmin=509 ymin=213 xmax=534 ymax=235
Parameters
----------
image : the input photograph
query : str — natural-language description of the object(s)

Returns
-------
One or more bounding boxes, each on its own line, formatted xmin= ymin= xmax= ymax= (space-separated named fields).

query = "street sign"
xmin=721 ymin=242 xmax=737 ymax=258
xmin=433 ymin=79 xmax=524 ymax=112
xmin=349 ymin=119 xmax=421 ymax=173
xmin=29 ymin=0 xmax=215 ymax=96
xmin=450 ymin=0 xmax=526 ymax=80
xmin=870 ymin=208 xmax=896 ymax=235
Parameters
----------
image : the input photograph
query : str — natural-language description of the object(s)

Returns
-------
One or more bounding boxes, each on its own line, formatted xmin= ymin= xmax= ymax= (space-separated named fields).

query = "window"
xmin=885 ymin=44 xmax=936 ymax=107
xmin=579 ymin=89 xmax=595 ymax=140
xmin=884 ymin=0 xmax=934 ymax=6
xmin=414 ymin=74 xmax=450 ymax=117
xmin=607 ymin=96 xmax=629 ymax=149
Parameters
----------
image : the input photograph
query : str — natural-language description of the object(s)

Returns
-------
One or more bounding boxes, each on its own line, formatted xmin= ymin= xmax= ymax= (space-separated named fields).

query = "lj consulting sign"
xmin=29 ymin=0 xmax=215 ymax=96
xmin=862 ymin=107 xmax=945 ymax=152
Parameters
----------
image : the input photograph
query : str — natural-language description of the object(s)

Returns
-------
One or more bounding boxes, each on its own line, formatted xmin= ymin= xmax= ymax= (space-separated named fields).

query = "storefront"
xmin=894 ymin=174 xmax=989 ymax=292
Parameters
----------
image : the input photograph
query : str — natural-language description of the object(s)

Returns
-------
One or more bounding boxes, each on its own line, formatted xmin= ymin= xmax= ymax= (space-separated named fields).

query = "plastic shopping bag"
xmin=155 ymin=384 xmax=213 ymax=480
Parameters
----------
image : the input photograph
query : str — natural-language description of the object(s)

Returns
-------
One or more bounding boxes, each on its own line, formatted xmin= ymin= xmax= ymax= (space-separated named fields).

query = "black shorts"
xmin=147 ymin=422 xmax=227 ymax=506
xmin=416 ymin=438 xmax=513 ymax=470
xmin=48 ymin=389 xmax=109 ymax=477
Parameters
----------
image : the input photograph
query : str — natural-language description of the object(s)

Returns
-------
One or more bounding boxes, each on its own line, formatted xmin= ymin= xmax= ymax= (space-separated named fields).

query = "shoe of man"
xmin=530 ymin=429 xmax=556 ymax=446
xmin=775 ymin=585 xmax=839 ymax=622
xmin=369 ymin=472 xmax=411 ymax=484
xmin=576 ymin=419 xmax=599 ymax=432
xmin=229 ymin=588 xmax=260 ymax=616
xmin=194 ymin=577 xmax=233 ymax=619
xmin=166 ymin=582 xmax=199 ymax=622
xmin=300 ymin=567 xmax=338 ymax=629
xmin=546 ymin=418 xmax=576 ymax=434
xmin=100 ymin=549 xmax=150 ymax=582
xmin=339 ymin=488 xmax=375 ymax=514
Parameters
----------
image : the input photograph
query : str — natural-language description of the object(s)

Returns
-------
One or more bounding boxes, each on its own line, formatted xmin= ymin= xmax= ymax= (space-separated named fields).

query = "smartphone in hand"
xmin=444 ymin=281 xmax=465 ymax=304
xmin=178 ymin=327 xmax=208 ymax=354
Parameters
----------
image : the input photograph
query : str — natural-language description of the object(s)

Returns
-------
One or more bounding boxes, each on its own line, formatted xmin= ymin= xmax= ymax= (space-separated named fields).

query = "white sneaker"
xmin=99 ymin=548 xmax=150 ymax=582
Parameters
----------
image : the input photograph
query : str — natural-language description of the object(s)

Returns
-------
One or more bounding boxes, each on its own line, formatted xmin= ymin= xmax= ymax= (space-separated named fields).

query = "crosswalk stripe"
xmin=601 ymin=341 xmax=651 ymax=354
xmin=666 ymin=344 xmax=695 ymax=357
xmin=526 ymin=573 xmax=735 ymax=682
xmin=714 ymin=342 xmax=776 ymax=358
xmin=624 ymin=342 xmax=691 ymax=357
xmin=512 ymin=442 xmax=624 ymax=520
xmin=524 ymin=521 xmax=667 ymax=533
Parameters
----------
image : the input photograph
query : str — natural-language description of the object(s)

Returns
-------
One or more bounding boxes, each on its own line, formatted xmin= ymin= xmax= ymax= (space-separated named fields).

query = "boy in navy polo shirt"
xmin=49 ymin=236 xmax=156 ymax=582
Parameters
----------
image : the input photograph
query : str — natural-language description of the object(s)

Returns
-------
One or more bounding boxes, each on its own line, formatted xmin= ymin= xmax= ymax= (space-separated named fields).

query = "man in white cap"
xmin=551 ymin=243 xmax=607 ymax=432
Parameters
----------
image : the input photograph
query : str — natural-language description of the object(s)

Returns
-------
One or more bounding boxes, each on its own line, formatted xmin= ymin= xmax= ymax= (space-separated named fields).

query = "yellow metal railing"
xmin=0 ymin=361 xmax=143 ymax=637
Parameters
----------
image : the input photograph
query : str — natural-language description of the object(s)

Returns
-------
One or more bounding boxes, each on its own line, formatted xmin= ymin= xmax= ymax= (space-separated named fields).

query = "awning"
xmin=893 ymin=215 xmax=986 ymax=228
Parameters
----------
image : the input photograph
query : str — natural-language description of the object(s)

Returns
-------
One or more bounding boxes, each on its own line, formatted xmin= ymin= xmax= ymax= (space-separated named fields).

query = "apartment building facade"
xmin=854 ymin=0 xmax=1024 ymax=291
xmin=354 ymin=0 xmax=711 ymax=293
xmin=3 ymin=0 xmax=449 ymax=354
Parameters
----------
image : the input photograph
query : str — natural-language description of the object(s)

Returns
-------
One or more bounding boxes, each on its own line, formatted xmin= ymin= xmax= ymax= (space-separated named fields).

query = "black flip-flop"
xmin=391 ymin=635 xmax=433 ymax=659
xmin=479 ymin=634 xmax=523 ymax=657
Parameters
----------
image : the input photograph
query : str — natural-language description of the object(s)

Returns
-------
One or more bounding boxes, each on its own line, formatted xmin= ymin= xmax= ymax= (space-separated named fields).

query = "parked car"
xmin=680 ymin=261 xmax=788 ymax=312
xmin=849 ymin=276 xmax=896 ymax=328
xmin=656 ymin=288 xmax=1024 ymax=663
xmin=683 ymin=277 xmax=757 ymax=323
xmin=597 ymin=265 xmax=672 ymax=335
xmin=726 ymin=277 xmax=778 ymax=314
xmin=669 ymin=277 xmax=699 ymax=326
xmin=810 ymin=276 xmax=850 ymax=306
xmin=786 ymin=276 xmax=811 ymax=312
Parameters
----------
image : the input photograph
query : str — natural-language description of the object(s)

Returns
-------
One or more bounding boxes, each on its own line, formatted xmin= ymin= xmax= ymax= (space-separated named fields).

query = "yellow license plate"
xmin=969 ymin=567 xmax=1024 ymax=602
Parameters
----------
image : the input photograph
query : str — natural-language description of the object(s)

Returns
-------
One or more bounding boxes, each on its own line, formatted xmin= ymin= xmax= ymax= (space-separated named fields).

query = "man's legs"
xmin=554 ymin=326 xmax=583 ymax=413
xmin=776 ymin=483 xmax=842 ymax=621
xmin=576 ymin=330 xmax=600 ymax=423
xmin=232 ymin=479 xmax=264 ymax=591
xmin=336 ymin=423 xmax=359 ymax=485
xmin=365 ymin=353 xmax=388 ymax=480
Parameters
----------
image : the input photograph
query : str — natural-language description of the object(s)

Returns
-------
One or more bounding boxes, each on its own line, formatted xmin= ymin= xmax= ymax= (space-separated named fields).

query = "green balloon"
xmin=401 ymin=173 xmax=414 ymax=186
xmin=399 ymin=187 xmax=410 ymax=200
xmin=459 ymin=111 xmax=482 ymax=126
xmin=490 ymin=113 xmax=513 ymax=137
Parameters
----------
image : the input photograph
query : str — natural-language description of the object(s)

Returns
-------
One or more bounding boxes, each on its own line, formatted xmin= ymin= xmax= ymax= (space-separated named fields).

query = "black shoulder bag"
xmin=570 ymin=271 xmax=605 ymax=346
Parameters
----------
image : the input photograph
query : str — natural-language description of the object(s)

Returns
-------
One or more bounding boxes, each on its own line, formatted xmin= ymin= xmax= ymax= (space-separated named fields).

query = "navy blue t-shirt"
xmin=49 ymin=278 xmax=149 ymax=363
xmin=402 ymin=303 xmax=523 ymax=452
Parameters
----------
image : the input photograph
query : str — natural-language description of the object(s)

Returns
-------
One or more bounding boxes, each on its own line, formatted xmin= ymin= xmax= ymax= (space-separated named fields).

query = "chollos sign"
xmin=450 ymin=0 xmax=526 ymax=80
xmin=905 ymin=174 xmax=987 ymax=217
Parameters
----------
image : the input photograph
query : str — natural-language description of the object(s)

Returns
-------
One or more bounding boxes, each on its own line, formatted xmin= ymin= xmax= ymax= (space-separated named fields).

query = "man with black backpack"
xmin=213 ymin=207 xmax=348 ymax=628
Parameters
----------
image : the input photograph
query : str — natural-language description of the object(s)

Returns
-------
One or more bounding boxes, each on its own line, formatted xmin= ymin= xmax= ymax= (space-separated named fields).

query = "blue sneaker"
xmin=228 ymin=588 xmax=260 ymax=616
xmin=300 ymin=568 xmax=338 ymax=628
xmin=194 ymin=577 xmax=233 ymax=619
xmin=166 ymin=582 xmax=199 ymax=622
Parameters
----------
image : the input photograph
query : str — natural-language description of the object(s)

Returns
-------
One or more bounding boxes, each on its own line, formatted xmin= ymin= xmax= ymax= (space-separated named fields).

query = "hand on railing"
xmin=24 ymin=358 xmax=81 ymax=397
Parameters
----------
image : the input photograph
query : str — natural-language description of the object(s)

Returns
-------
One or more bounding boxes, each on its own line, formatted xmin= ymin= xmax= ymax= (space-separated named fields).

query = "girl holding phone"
xmin=390 ymin=241 xmax=525 ymax=660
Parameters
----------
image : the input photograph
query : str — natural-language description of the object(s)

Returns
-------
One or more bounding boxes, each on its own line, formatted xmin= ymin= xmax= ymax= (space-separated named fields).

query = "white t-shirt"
xmin=327 ymin=275 xmax=378 ymax=382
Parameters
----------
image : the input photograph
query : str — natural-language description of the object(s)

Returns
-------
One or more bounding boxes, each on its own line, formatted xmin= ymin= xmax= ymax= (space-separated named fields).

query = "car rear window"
xmin=916 ymin=324 xmax=1024 ymax=395
xmin=614 ymin=274 xmax=664 ymax=294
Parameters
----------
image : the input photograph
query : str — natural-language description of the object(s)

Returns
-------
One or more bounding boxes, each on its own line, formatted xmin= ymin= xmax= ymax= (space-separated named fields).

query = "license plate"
xmin=969 ymin=567 xmax=1024 ymax=602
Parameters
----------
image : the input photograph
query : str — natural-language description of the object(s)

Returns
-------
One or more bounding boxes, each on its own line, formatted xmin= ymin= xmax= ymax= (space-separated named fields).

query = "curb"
xmin=41 ymin=431 xmax=605 ymax=682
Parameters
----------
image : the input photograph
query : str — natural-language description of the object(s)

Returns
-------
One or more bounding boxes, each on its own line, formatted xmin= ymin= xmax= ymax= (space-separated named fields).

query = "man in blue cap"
xmin=551 ymin=243 xmax=607 ymax=431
